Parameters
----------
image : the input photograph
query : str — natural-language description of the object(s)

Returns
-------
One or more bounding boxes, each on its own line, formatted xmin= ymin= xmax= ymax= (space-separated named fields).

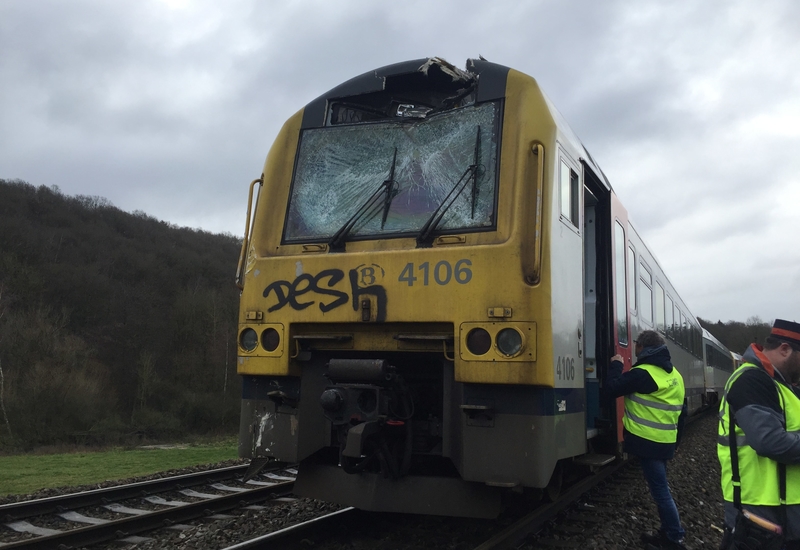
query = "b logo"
xmin=355 ymin=264 xmax=385 ymax=288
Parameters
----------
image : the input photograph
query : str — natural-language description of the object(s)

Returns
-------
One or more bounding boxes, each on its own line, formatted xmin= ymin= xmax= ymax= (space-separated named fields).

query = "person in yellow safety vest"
xmin=607 ymin=330 xmax=687 ymax=550
xmin=717 ymin=319 xmax=800 ymax=549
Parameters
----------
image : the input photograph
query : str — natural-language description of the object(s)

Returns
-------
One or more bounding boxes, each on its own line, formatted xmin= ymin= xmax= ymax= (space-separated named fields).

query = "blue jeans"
xmin=640 ymin=457 xmax=685 ymax=542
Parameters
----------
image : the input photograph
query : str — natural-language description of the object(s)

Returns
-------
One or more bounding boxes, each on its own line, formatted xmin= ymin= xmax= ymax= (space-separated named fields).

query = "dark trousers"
xmin=640 ymin=457 xmax=685 ymax=542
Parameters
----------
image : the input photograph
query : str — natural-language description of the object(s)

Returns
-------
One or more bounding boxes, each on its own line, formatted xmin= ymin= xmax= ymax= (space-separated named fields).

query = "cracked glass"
xmin=284 ymin=101 xmax=500 ymax=243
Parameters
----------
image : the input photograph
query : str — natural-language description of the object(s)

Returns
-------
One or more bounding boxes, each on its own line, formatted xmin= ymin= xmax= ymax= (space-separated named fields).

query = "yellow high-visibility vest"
xmin=718 ymin=364 xmax=800 ymax=505
xmin=623 ymin=364 xmax=684 ymax=444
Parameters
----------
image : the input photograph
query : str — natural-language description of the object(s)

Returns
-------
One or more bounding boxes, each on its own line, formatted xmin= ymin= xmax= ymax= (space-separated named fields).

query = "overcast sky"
xmin=1 ymin=0 xmax=798 ymax=324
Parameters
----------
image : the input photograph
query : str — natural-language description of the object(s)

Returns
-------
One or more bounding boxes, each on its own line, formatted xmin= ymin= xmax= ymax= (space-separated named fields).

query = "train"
xmin=234 ymin=57 xmax=732 ymax=518
xmin=701 ymin=328 xmax=737 ymax=405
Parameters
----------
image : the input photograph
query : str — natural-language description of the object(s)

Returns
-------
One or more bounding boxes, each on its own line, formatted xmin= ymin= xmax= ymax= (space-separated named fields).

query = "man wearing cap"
xmin=717 ymin=319 xmax=800 ymax=549
xmin=607 ymin=329 xmax=688 ymax=550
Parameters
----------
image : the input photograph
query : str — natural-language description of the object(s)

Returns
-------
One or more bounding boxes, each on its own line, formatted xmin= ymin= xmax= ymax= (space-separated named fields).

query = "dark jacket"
xmin=722 ymin=344 xmax=800 ymax=539
xmin=605 ymin=344 xmax=687 ymax=460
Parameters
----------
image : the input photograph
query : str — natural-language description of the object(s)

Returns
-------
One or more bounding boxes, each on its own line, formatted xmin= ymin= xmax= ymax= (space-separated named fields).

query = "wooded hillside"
xmin=0 ymin=179 xmax=241 ymax=450
xmin=698 ymin=317 xmax=772 ymax=356
xmin=0 ymin=178 xmax=772 ymax=450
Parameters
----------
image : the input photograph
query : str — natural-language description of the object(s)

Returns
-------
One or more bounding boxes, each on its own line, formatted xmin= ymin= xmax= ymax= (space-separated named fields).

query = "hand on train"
xmin=611 ymin=354 xmax=623 ymax=363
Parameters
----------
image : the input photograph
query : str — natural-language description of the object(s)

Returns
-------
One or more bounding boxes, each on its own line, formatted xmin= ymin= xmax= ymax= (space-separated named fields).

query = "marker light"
xmin=240 ymin=328 xmax=258 ymax=352
xmin=496 ymin=328 xmax=523 ymax=357
xmin=261 ymin=328 xmax=280 ymax=352
xmin=466 ymin=328 xmax=492 ymax=355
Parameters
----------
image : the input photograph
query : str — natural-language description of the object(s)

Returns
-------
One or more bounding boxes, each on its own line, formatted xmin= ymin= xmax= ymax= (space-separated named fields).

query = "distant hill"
xmin=0 ymin=179 xmax=766 ymax=450
xmin=698 ymin=316 xmax=772 ymax=356
xmin=0 ymin=179 xmax=241 ymax=449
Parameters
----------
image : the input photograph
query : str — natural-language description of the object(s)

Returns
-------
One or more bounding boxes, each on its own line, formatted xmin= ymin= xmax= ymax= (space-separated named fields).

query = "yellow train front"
xmin=236 ymin=58 xmax=622 ymax=518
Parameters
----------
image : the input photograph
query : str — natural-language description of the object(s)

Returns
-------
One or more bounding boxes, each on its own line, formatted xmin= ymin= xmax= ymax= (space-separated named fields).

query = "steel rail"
xmin=0 ymin=464 xmax=250 ymax=522
xmin=0 ymin=480 xmax=294 ymax=549
xmin=219 ymin=507 xmax=362 ymax=550
xmin=474 ymin=408 xmax=713 ymax=549
xmin=473 ymin=458 xmax=629 ymax=550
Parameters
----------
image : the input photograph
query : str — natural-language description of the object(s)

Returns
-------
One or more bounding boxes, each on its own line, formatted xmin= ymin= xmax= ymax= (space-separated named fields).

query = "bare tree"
xmin=135 ymin=350 xmax=157 ymax=412
xmin=0 ymin=288 xmax=12 ymax=441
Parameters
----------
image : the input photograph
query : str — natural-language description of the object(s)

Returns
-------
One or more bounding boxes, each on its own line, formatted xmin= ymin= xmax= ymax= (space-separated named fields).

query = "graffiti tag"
xmin=263 ymin=264 xmax=387 ymax=321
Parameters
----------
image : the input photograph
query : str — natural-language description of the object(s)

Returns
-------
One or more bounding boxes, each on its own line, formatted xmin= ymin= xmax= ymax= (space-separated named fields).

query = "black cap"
xmin=770 ymin=319 xmax=800 ymax=348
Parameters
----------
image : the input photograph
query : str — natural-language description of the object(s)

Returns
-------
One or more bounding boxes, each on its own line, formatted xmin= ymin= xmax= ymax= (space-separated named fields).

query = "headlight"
xmin=261 ymin=328 xmax=280 ymax=352
xmin=240 ymin=328 xmax=258 ymax=352
xmin=496 ymin=328 xmax=523 ymax=357
xmin=466 ymin=328 xmax=492 ymax=355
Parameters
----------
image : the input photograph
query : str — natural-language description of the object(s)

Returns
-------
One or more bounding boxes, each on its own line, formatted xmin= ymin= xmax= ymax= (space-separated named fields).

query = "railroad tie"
xmin=57 ymin=511 xmax=110 ymax=525
xmin=4 ymin=521 xmax=62 ymax=536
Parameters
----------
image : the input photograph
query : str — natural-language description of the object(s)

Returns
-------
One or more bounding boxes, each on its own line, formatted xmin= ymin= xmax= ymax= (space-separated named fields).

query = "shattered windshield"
xmin=284 ymin=101 xmax=500 ymax=243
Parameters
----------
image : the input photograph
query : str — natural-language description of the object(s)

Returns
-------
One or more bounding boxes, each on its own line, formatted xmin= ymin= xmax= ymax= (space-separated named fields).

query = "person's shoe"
xmin=640 ymin=530 xmax=666 ymax=546
xmin=641 ymin=531 xmax=688 ymax=550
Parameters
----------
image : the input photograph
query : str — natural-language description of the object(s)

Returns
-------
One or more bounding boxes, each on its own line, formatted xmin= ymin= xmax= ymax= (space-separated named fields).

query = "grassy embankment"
xmin=0 ymin=439 xmax=239 ymax=496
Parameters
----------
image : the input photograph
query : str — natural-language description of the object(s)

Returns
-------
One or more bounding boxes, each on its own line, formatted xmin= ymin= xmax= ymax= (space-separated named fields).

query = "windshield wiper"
xmin=381 ymin=148 xmax=398 ymax=229
xmin=416 ymin=127 xmax=482 ymax=248
xmin=328 ymin=149 xmax=398 ymax=252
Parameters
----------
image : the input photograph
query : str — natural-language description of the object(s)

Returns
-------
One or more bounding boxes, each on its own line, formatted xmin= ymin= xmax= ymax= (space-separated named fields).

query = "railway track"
xmin=0 ymin=464 xmax=297 ymax=549
xmin=0 ymin=412 xmax=719 ymax=549
xmin=474 ymin=458 xmax=630 ymax=549
xmin=475 ymin=408 xmax=715 ymax=549
xmin=219 ymin=507 xmax=363 ymax=550
xmin=206 ymin=412 xmax=720 ymax=549
xmin=209 ymin=458 xmax=630 ymax=550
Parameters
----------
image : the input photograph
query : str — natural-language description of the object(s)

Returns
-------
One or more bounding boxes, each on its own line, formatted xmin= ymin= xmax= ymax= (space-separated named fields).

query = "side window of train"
xmin=614 ymin=221 xmax=628 ymax=345
xmin=655 ymin=282 xmax=666 ymax=333
xmin=686 ymin=318 xmax=692 ymax=351
xmin=693 ymin=326 xmax=699 ymax=357
xmin=559 ymin=159 xmax=580 ymax=228
xmin=627 ymin=246 xmax=637 ymax=313
xmin=679 ymin=311 xmax=687 ymax=348
xmin=639 ymin=261 xmax=653 ymax=325
xmin=672 ymin=302 xmax=680 ymax=342
xmin=666 ymin=296 xmax=674 ymax=339
xmin=685 ymin=317 xmax=692 ymax=350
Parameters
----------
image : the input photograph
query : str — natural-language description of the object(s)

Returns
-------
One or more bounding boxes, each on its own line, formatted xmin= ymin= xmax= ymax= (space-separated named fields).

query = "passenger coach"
xmin=702 ymin=328 xmax=736 ymax=405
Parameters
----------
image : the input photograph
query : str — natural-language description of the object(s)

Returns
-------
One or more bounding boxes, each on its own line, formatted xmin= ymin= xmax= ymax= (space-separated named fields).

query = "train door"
xmin=608 ymin=192 xmax=632 ymax=448
xmin=551 ymin=149 xmax=583 ymax=396
xmin=553 ymin=151 xmax=587 ymax=462
xmin=581 ymin=162 xmax=616 ymax=449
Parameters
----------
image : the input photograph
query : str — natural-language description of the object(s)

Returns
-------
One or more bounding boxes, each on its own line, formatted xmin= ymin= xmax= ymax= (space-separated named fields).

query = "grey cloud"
xmin=2 ymin=0 xmax=799 ymax=322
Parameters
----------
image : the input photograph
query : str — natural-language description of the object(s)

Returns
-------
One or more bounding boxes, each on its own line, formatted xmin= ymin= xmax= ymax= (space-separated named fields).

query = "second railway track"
xmin=0 ymin=464 xmax=298 ymax=549
xmin=1 ymin=412 xmax=724 ymax=549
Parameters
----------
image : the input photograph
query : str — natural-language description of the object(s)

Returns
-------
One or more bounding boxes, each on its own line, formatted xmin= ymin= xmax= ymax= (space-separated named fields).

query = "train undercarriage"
xmin=239 ymin=340 xmax=606 ymax=518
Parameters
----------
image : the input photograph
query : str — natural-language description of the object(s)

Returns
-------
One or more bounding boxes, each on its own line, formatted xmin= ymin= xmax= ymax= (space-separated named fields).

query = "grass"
xmin=0 ymin=439 xmax=239 ymax=496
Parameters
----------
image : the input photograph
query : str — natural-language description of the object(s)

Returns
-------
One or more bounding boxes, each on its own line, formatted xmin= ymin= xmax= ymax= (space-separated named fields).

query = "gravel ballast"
xmin=1 ymin=412 xmax=726 ymax=549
